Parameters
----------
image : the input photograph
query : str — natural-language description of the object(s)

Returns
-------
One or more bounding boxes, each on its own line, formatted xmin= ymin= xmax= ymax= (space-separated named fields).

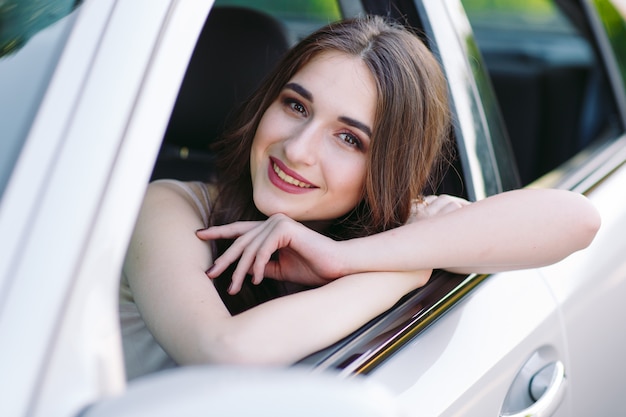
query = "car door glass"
xmin=461 ymin=0 xmax=623 ymax=185
xmin=0 ymin=1 xmax=80 ymax=200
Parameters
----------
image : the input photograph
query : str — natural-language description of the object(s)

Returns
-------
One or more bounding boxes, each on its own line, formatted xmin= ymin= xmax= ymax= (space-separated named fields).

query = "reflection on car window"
xmin=462 ymin=0 xmax=622 ymax=184
xmin=0 ymin=0 xmax=81 ymax=200
xmin=214 ymin=0 xmax=341 ymax=41
xmin=462 ymin=0 xmax=573 ymax=32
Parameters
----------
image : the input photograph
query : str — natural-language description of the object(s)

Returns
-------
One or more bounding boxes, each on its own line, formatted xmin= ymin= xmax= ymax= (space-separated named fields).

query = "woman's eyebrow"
xmin=339 ymin=116 xmax=372 ymax=138
xmin=284 ymin=82 xmax=313 ymax=102
xmin=284 ymin=82 xmax=371 ymax=137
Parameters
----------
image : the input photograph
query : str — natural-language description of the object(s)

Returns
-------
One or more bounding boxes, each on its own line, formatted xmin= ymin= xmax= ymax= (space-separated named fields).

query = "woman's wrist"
xmin=336 ymin=225 xmax=429 ymax=276
xmin=336 ymin=236 xmax=382 ymax=276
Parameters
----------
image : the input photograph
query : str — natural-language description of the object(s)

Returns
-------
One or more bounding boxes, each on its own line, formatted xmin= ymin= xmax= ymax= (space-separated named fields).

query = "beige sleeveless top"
xmin=119 ymin=179 xmax=214 ymax=380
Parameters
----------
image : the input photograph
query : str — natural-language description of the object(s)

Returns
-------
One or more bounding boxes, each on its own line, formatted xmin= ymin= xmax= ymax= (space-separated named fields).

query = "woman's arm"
xmin=343 ymin=188 xmax=600 ymax=275
xmin=210 ymin=270 xmax=429 ymax=364
xmin=124 ymin=181 xmax=429 ymax=366
xmin=201 ymin=188 xmax=600 ymax=290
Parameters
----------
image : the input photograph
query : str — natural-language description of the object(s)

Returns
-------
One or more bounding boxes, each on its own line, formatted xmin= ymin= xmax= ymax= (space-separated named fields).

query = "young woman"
xmin=120 ymin=16 xmax=600 ymax=380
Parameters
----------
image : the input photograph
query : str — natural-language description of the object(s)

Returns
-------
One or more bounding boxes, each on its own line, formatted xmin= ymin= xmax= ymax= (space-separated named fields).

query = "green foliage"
xmin=215 ymin=0 xmax=340 ymax=19
xmin=0 ymin=0 xmax=79 ymax=58
xmin=461 ymin=0 xmax=555 ymax=15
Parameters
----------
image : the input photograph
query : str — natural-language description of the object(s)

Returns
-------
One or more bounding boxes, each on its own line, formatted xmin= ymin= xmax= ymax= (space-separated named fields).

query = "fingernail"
xmin=205 ymin=264 xmax=216 ymax=276
xmin=196 ymin=228 xmax=207 ymax=233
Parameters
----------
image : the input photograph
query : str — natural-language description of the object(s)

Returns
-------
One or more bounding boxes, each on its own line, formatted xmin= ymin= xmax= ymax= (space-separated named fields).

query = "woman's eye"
xmin=339 ymin=132 xmax=362 ymax=149
xmin=284 ymin=98 xmax=307 ymax=116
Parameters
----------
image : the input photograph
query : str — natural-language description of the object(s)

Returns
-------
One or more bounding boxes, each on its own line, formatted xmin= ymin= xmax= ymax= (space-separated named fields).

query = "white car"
xmin=1 ymin=0 xmax=625 ymax=416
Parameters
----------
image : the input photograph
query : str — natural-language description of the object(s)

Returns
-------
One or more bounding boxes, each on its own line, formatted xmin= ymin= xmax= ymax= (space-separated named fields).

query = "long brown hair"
xmin=209 ymin=15 xmax=451 ymax=312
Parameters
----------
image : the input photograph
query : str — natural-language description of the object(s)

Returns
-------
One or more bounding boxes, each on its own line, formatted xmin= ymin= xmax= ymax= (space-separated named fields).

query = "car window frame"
xmin=0 ymin=2 xmax=216 ymax=415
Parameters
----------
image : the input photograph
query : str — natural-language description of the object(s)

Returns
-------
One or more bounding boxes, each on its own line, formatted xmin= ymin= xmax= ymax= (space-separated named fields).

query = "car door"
xmin=0 ymin=1 xmax=213 ymax=416
xmin=462 ymin=0 xmax=626 ymax=414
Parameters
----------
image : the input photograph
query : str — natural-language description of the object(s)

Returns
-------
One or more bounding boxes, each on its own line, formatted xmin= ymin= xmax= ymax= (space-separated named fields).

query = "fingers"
xmin=199 ymin=215 xmax=296 ymax=295
xmin=208 ymin=231 xmax=257 ymax=293
xmin=197 ymin=221 xmax=268 ymax=294
xmin=409 ymin=195 xmax=471 ymax=223
xmin=425 ymin=194 xmax=470 ymax=216
xmin=196 ymin=221 xmax=262 ymax=240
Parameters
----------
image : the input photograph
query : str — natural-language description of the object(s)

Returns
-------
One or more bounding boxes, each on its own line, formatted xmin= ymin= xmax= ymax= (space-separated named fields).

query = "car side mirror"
xmin=82 ymin=366 xmax=405 ymax=416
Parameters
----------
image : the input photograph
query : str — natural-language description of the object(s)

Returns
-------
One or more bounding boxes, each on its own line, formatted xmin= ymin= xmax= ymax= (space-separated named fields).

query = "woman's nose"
xmin=283 ymin=123 xmax=320 ymax=166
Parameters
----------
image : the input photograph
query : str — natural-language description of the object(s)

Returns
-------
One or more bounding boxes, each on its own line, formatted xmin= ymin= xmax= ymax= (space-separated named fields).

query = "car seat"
xmin=151 ymin=6 xmax=290 ymax=181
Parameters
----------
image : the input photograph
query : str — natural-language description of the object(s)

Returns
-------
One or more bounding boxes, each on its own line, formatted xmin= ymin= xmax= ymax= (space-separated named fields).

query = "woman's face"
xmin=250 ymin=51 xmax=377 ymax=222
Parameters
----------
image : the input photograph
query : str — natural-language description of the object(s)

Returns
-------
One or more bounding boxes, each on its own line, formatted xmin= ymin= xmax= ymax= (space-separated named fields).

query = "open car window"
xmin=139 ymin=0 xmax=474 ymax=377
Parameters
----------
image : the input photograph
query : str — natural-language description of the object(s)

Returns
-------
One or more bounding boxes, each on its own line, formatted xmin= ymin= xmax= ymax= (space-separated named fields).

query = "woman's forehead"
xmin=285 ymin=51 xmax=377 ymax=120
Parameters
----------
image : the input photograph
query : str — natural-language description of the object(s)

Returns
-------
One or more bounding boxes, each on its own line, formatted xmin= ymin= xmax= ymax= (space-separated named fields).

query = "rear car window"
xmin=0 ymin=1 xmax=80 ymax=199
xmin=462 ymin=0 xmax=623 ymax=184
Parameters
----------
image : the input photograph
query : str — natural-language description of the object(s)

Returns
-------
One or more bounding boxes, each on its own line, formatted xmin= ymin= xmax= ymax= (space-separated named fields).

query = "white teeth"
xmin=273 ymin=163 xmax=312 ymax=188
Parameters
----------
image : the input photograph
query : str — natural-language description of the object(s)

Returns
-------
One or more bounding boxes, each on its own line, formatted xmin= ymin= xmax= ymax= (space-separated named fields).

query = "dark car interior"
xmin=150 ymin=6 xmax=290 ymax=183
xmin=465 ymin=0 xmax=622 ymax=184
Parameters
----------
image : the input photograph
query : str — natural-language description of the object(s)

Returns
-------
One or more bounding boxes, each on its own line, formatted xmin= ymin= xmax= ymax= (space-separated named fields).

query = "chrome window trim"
xmin=533 ymin=132 xmax=626 ymax=193
xmin=304 ymin=271 xmax=490 ymax=375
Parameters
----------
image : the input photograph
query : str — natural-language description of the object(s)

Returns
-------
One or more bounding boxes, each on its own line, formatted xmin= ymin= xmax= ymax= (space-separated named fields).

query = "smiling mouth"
xmin=272 ymin=162 xmax=314 ymax=188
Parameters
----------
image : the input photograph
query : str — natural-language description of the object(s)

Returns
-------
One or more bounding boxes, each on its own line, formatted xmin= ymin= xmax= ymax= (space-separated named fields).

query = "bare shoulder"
xmin=144 ymin=180 xmax=217 ymax=223
xmin=127 ymin=180 xmax=215 ymax=272
xmin=145 ymin=179 xmax=204 ymax=204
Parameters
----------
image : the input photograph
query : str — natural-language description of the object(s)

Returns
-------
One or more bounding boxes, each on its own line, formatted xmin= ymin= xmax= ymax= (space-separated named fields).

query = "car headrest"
xmin=163 ymin=6 xmax=290 ymax=151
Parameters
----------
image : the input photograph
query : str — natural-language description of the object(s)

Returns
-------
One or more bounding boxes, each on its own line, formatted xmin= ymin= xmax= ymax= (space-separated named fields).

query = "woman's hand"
xmin=408 ymin=194 xmax=471 ymax=224
xmin=196 ymin=214 xmax=346 ymax=294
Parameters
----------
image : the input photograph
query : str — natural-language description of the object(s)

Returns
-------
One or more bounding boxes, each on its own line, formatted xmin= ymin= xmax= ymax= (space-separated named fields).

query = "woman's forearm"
xmin=205 ymin=270 xmax=431 ymax=365
xmin=341 ymin=189 xmax=600 ymax=275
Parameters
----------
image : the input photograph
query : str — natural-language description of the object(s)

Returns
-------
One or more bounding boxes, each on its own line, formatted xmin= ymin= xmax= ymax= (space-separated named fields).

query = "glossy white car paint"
xmin=540 ymin=150 xmax=626 ymax=416
xmin=369 ymin=268 xmax=570 ymax=416
xmin=85 ymin=366 xmax=406 ymax=417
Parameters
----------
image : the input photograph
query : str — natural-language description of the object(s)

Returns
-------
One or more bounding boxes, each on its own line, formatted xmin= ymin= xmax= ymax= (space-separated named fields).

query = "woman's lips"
xmin=268 ymin=157 xmax=318 ymax=194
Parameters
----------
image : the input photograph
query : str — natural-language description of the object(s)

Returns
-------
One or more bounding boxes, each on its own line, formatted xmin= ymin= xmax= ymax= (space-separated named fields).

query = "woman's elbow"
xmin=571 ymin=194 xmax=601 ymax=251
